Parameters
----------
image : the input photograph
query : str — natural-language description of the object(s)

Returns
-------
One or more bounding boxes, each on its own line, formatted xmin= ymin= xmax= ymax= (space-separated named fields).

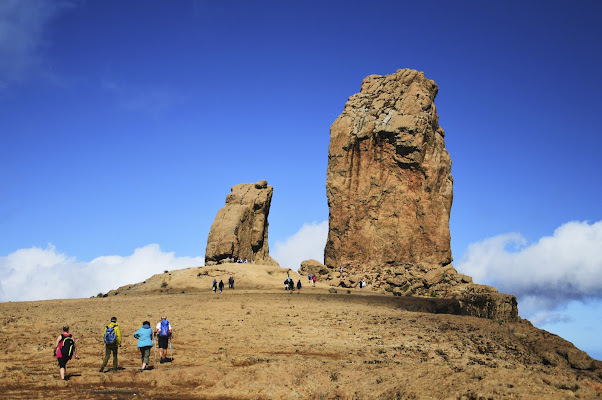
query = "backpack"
xmin=60 ymin=334 xmax=75 ymax=359
xmin=104 ymin=326 xmax=116 ymax=344
xmin=159 ymin=320 xmax=170 ymax=337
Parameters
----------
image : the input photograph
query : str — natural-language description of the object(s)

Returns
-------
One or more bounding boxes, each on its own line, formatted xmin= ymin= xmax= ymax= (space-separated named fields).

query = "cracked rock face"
xmin=324 ymin=69 xmax=518 ymax=322
xmin=325 ymin=69 xmax=453 ymax=271
xmin=205 ymin=180 xmax=278 ymax=266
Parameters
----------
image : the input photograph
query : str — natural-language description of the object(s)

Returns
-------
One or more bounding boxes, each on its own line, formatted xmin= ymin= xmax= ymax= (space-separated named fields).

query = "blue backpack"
xmin=160 ymin=320 xmax=170 ymax=337
xmin=104 ymin=326 xmax=116 ymax=344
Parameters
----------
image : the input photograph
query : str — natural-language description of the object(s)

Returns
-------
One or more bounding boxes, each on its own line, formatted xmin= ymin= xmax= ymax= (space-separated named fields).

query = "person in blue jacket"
xmin=133 ymin=321 xmax=154 ymax=371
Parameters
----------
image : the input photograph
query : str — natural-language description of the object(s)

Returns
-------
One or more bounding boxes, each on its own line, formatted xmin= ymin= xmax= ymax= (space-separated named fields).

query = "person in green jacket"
xmin=99 ymin=316 xmax=122 ymax=372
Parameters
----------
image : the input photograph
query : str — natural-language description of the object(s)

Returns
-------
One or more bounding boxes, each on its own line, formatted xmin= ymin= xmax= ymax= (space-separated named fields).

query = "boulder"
xmin=205 ymin=180 xmax=278 ymax=266
xmin=299 ymin=259 xmax=331 ymax=278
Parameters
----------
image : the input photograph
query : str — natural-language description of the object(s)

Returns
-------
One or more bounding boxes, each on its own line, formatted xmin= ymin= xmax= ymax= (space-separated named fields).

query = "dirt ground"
xmin=1 ymin=264 xmax=601 ymax=399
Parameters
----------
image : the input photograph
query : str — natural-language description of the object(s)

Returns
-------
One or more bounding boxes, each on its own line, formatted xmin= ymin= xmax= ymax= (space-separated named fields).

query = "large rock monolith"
xmin=325 ymin=69 xmax=517 ymax=322
xmin=205 ymin=180 xmax=279 ymax=266
xmin=326 ymin=69 xmax=452 ymax=271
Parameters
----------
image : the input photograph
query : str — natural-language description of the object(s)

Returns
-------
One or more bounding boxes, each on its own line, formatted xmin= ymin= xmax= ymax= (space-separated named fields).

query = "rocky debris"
xmin=298 ymin=259 xmax=331 ymax=278
xmin=205 ymin=180 xmax=278 ymax=266
xmin=512 ymin=319 xmax=595 ymax=370
xmin=324 ymin=69 xmax=518 ymax=322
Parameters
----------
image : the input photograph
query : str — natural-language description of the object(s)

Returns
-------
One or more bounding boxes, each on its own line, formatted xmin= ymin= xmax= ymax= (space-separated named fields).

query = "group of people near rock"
xmin=284 ymin=276 xmax=302 ymax=291
xmin=53 ymin=316 xmax=173 ymax=380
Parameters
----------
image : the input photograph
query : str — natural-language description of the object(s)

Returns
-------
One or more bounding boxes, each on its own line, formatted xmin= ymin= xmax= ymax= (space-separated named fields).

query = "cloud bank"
xmin=456 ymin=220 xmax=602 ymax=322
xmin=271 ymin=221 xmax=328 ymax=270
xmin=0 ymin=244 xmax=204 ymax=302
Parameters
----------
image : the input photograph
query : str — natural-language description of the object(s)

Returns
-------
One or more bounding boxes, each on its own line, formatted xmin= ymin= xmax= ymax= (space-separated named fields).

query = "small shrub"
xmin=164 ymin=270 xmax=168 ymax=273
xmin=161 ymin=281 xmax=168 ymax=288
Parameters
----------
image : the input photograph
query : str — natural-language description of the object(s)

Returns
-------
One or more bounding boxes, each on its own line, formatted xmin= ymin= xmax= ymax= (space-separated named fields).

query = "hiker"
xmin=312 ymin=275 xmax=317 ymax=287
xmin=284 ymin=278 xmax=289 ymax=291
xmin=133 ymin=321 xmax=153 ymax=371
xmin=288 ymin=278 xmax=295 ymax=292
xmin=54 ymin=325 xmax=78 ymax=380
xmin=228 ymin=276 xmax=234 ymax=289
xmin=297 ymin=280 xmax=302 ymax=291
xmin=212 ymin=279 xmax=217 ymax=293
xmin=99 ymin=316 xmax=122 ymax=372
xmin=308 ymin=273 xmax=312 ymax=285
xmin=155 ymin=316 xmax=172 ymax=363
xmin=218 ymin=280 xmax=224 ymax=294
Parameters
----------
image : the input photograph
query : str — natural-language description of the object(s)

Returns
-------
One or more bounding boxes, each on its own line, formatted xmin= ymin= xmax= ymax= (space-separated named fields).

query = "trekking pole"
xmin=169 ymin=335 xmax=173 ymax=360
xmin=154 ymin=333 xmax=157 ymax=363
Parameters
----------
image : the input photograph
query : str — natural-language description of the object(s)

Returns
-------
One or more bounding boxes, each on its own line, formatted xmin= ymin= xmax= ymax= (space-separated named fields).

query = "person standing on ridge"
xmin=54 ymin=325 xmax=78 ymax=380
xmin=133 ymin=320 xmax=153 ymax=371
xmin=155 ymin=316 xmax=173 ymax=363
xmin=99 ymin=316 xmax=122 ymax=372
xmin=219 ymin=279 xmax=224 ymax=294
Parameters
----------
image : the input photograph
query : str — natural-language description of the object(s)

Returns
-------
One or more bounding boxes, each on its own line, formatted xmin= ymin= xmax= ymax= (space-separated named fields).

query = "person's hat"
xmin=110 ymin=317 xmax=117 ymax=322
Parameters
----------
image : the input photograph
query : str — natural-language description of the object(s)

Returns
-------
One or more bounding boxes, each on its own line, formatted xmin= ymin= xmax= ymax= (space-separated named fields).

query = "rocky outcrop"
xmin=325 ymin=68 xmax=453 ymax=272
xmin=205 ymin=180 xmax=278 ymax=266
xmin=324 ymin=69 xmax=518 ymax=322
xmin=298 ymin=259 xmax=331 ymax=278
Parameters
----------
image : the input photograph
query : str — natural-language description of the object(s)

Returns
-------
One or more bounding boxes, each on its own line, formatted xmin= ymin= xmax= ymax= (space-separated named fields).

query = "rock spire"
xmin=325 ymin=68 xmax=452 ymax=270
xmin=205 ymin=180 xmax=278 ymax=266
xmin=325 ymin=69 xmax=517 ymax=322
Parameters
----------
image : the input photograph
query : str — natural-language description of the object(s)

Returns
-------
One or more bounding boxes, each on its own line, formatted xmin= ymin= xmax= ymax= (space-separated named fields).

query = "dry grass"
xmin=1 ymin=263 xmax=600 ymax=399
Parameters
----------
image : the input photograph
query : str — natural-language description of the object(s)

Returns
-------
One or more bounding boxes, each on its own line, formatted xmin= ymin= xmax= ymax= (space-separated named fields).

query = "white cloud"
xmin=0 ymin=0 xmax=66 ymax=86
xmin=456 ymin=220 xmax=602 ymax=317
xmin=0 ymin=244 xmax=204 ymax=302
xmin=271 ymin=221 xmax=328 ymax=270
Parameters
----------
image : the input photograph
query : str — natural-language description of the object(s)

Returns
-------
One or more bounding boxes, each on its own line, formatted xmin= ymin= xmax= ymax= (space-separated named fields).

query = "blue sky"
xmin=1 ymin=1 xmax=602 ymax=358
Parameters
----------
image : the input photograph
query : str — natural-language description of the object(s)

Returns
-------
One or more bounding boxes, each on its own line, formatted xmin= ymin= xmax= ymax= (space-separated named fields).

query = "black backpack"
xmin=61 ymin=334 xmax=75 ymax=358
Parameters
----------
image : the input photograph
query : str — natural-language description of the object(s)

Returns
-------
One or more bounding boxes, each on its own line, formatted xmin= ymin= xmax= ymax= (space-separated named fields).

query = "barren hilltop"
xmin=1 ymin=263 xmax=601 ymax=399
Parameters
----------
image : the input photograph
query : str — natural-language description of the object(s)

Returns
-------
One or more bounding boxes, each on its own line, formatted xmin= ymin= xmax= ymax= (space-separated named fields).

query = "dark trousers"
xmin=101 ymin=345 xmax=118 ymax=370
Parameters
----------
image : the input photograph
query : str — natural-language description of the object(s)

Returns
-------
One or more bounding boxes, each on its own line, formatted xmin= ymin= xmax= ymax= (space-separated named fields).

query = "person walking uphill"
xmin=133 ymin=321 xmax=153 ymax=371
xmin=99 ymin=317 xmax=122 ymax=372
xmin=156 ymin=316 xmax=173 ymax=363
xmin=54 ymin=325 xmax=78 ymax=380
